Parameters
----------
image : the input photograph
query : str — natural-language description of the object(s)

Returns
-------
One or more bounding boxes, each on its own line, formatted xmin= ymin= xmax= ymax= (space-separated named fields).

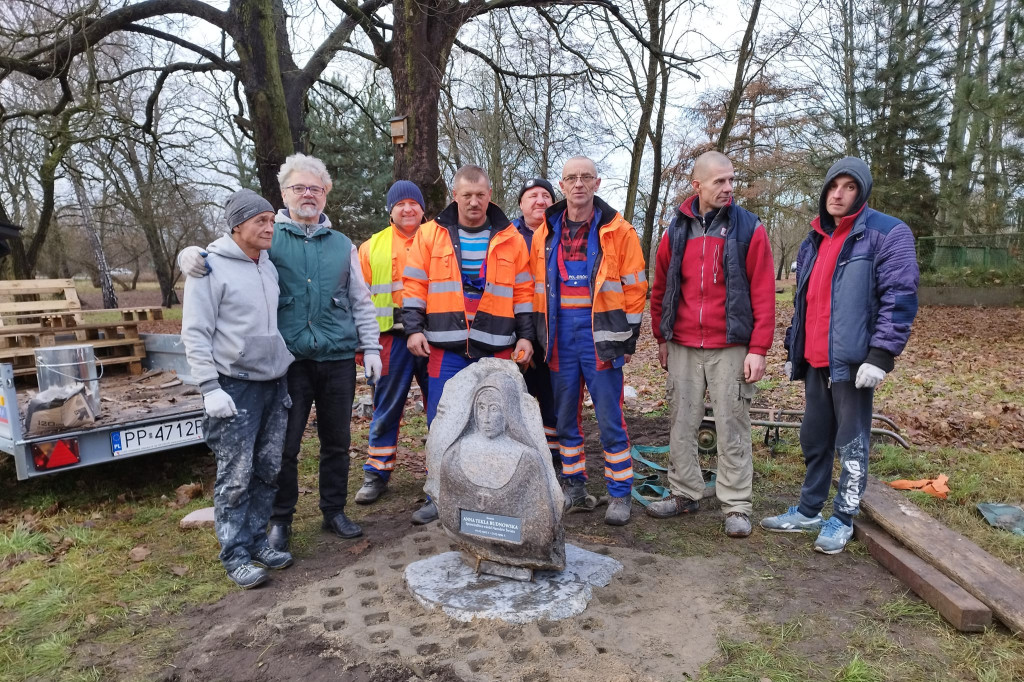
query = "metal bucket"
xmin=35 ymin=344 xmax=101 ymax=415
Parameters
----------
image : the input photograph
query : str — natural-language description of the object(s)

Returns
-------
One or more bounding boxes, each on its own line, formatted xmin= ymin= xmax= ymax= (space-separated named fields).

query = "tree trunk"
xmin=716 ymin=0 xmax=760 ymax=151
xmin=231 ymin=0 xmax=301 ymax=207
xmin=66 ymin=160 xmax=118 ymax=308
xmin=389 ymin=0 xmax=462 ymax=216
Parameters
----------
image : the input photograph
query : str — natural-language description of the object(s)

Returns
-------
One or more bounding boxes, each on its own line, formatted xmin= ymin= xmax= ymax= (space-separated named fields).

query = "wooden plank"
xmin=0 ymin=300 xmax=76 ymax=314
xmin=854 ymin=518 xmax=992 ymax=632
xmin=0 ymin=278 xmax=76 ymax=292
xmin=862 ymin=476 xmax=1024 ymax=637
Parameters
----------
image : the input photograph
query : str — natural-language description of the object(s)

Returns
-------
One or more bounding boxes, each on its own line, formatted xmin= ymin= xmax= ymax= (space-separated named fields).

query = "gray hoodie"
xmin=182 ymin=235 xmax=294 ymax=394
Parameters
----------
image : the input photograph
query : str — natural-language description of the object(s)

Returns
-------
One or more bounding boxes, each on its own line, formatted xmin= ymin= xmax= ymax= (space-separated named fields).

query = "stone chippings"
xmin=404 ymin=544 xmax=622 ymax=624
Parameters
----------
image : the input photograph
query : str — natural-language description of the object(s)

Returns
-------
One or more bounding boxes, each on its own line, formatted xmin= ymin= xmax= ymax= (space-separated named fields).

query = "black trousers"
xmin=271 ymin=358 xmax=356 ymax=524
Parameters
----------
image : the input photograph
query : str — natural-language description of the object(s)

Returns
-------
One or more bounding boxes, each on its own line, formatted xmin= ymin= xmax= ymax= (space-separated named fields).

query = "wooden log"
xmin=854 ymin=518 xmax=992 ymax=632
xmin=862 ymin=476 xmax=1024 ymax=637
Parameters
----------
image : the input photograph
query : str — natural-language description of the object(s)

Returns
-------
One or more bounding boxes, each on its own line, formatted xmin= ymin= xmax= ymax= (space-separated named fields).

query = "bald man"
xmin=649 ymin=151 xmax=776 ymax=538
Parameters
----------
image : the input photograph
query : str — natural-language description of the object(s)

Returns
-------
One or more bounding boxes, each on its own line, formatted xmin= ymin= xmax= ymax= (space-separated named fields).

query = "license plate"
xmin=111 ymin=417 xmax=204 ymax=456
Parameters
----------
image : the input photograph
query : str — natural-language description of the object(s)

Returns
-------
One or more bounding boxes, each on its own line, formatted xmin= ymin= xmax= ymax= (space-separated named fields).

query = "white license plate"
xmin=111 ymin=417 xmax=204 ymax=456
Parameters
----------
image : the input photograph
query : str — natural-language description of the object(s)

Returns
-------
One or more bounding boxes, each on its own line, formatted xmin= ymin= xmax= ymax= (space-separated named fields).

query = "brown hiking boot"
xmin=645 ymin=494 xmax=700 ymax=519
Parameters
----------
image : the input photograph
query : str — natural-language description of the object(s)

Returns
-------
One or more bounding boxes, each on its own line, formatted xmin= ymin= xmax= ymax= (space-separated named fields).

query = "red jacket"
xmin=651 ymin=196 xmax=775 ymax=355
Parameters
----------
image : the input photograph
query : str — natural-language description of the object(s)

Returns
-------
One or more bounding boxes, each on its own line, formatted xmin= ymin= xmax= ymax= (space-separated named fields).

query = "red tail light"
xmin=32 ymin=439 xmax=81 ymax=470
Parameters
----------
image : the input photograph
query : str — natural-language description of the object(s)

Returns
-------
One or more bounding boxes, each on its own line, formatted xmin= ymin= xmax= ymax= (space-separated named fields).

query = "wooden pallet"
xmin=0 ymin=278 xmax=84 ymax=328
xmin=0 ymin=322 xmax=146 ymax=377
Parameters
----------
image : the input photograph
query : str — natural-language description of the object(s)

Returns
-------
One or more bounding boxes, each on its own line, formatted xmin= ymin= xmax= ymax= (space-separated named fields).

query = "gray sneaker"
xmin=227 ymin=562 xmax=269 ymax=589
xmin=604 ymin=496 xmax=632 ymax=526
xmin=724 ymin=512 xmax=751 ymax=538
xmin=251 ymin=545 xmax=293 ymax=570
xmin=760 ymin=505 xmax=824 ymax=533
xmin=354 ymin=472 xmax=388 ymax=504
xmin=813 ymin=517 xmax=854 ymax=554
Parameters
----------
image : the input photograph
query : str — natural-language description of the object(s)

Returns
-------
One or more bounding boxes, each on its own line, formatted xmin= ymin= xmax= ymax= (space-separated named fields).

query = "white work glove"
xmin=178 ymin=246 xmax=210 ymax=278
xmin=784 ymin=361 xmax=793 ymax=380
xmin=364 ymin=354 xmax=382 ymax=385
xmin=855 ymin=362 xmax=886 ymax=389
xmin=204 ymin=388 xmax=237 ymax=418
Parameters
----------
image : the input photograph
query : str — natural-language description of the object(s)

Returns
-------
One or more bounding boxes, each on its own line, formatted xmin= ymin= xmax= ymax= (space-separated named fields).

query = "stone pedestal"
xmin=424 ymin=358 xmax=565 ymax=573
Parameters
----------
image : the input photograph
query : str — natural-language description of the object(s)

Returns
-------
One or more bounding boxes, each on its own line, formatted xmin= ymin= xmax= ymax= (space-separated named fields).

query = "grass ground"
xmin=1 ymin=302 xmax=1023 ymax=681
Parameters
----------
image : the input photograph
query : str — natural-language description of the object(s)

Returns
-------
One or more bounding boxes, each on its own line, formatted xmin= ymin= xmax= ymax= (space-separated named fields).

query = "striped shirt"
xmin=458 ymin=225 xmax=490 ymax=274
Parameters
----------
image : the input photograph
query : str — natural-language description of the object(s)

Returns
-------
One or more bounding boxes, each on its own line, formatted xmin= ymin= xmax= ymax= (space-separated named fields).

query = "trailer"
xmin=0 ymin=334 xmax=206 ymax=480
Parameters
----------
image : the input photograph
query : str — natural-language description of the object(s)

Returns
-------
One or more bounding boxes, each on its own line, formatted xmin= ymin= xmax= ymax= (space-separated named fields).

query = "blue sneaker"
xmin=814 ymin=517 xmax=854 ymax=555
xmin=759 ymin=505 xmax=824 ymax=533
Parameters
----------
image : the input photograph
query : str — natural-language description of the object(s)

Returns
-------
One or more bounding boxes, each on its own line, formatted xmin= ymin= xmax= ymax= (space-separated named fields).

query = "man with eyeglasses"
xmin=649 ymin=150 xmax=775 ymax=539
xmin=402 ymin=164 xmax=535 ymax=525
xmin=529 ymin=157 xmax=648 ymax=526
xmin=178 ymin=153 xmax=381 ymax=551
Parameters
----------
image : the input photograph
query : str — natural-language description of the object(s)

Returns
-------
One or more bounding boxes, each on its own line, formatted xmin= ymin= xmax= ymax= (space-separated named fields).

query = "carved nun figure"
xmin=425 ymin=359 xmax=565 ymax=572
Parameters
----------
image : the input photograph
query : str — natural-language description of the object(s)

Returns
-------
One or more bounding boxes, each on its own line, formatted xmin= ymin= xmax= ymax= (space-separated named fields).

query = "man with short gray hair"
xmin=179 ymin=153 xmax=382 ymax=550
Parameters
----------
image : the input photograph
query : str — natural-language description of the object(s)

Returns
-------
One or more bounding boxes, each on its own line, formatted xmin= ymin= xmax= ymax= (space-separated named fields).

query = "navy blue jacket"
xmin=785 ymin=207 xmax=919 ymax=382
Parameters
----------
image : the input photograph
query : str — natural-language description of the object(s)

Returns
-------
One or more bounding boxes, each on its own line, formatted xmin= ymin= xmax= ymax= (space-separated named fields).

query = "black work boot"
xmin=267 ymin=523 xmax=291 ymax=552
xmin=411 ymin=500 xmax=438 ymax=525
xmin=563 ymin=479 xmax=596 ymax=512
xmin=354 ymin=472 xmax=388 ymax=505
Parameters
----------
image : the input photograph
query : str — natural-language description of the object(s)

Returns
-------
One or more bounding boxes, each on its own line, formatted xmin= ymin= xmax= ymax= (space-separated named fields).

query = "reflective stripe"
xmin=392 ymin=281 xmax=404 ymax=292
xmin=425 ymin=329 xmax=469 ymax=344
xmin=604 ymin=466 xmax=633 ymax=481
xmin=404 ymin=266 xmax=427 ymax=280
xmin=593 ymin=329 xmax=634 ymax=343
xmin=513 ymin=302 xmax=533 ymax=314
xmin=369 ymin=283 xmax=392 ymax=295
xmin=486 ymin=283 xmax=513 ymax=298
xmin=366 ymin=458 xmax=396 ymax=471
xmin=560 ymin=444 xmax=585 ymax=456
xmin=620 ymin=273 xmax=637 ymax=285
xmin=561 ymin=295 xmax=592 ymax=306
xmin=625 ymin=313 xmax=643 ymax=324
xmin=515 ymin=271 xmax=533 ymax=284
xmin=604 ymin=448 xmax=632 ymax=464
xmin=468 ymin=328 xmax=516 ymax=346
xmin=636 ymin=270 xmax=647 ymax=282
xmin=563 ymin=461 xmax=586 ymax=475
xmin=544 ymin=426 xmax=557 ymax=435
xmin=404 ymin=296 xmax=426 ymax=309
xmin=600 ymin=280 xmax=623 ymax=293
xmin=375 ymin=306 xmax=393 ymax=318
xmin=535 ymin=282 xmax=545 ymax=294
xmin=428 ymin=281 xmax=462 ymax=294
xmin=368 ymin=446 xmax=397 ymax=454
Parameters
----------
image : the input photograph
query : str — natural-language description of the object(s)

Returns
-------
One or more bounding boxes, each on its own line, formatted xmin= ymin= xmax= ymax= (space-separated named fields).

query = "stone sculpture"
xmin=424 ymin=358 xmax=565 ymax=577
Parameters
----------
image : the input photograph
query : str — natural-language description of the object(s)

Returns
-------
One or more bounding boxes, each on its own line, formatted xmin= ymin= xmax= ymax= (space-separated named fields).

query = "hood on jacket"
xmin=206 ymin=235 xmax=269 ymax=264
xmin=819 ymin=156 xmax=872 ymax=231
xmin=275 ymin=208 xmax=332 ymax=234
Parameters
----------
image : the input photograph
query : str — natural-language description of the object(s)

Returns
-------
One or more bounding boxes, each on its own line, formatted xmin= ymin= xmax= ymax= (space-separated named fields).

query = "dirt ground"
xmin=63 ymin=294 xmax=1023 ymax=681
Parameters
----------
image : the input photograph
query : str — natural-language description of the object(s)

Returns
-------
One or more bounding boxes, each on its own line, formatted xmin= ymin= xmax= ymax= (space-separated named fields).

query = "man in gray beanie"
xmin=182 ymin=188 xmax=295 ymax=588
xmin=179 ymin=154 xmax=381 ymax=552
xmin=762 ymin=156 xmax=919 ymax=554
xmin=353 ymin=179 xmax=429 ymax=504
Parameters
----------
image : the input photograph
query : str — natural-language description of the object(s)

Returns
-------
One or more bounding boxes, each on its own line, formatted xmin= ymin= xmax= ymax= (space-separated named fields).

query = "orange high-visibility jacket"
xmin=530 ymin=197 xmax=648 ymax=361
xmin=402 ymin=202 xmax=535 ymax=358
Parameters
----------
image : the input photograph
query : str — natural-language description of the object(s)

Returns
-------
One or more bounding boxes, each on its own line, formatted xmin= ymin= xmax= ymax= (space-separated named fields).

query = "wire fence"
xmin=916 ymin=233 xmax=1024 ymax=271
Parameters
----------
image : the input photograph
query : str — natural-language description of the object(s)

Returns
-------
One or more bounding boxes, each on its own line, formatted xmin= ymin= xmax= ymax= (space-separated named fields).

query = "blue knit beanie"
xmin=386 ymin=180 xmax=425 ymax=213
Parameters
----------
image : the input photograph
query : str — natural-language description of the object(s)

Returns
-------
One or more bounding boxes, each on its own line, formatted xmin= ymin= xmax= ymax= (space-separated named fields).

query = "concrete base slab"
xmin=405 ymin=543 xmax=622 ymax=624
xmin=179 ymin=506 xmax=215 ymax=529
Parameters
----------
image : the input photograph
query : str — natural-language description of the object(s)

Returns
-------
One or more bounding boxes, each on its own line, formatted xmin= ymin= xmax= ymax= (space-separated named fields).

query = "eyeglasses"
xmin=562 ymin=174 xmax=596 ymax=186
xmin=285 ymin=184 xmax=326 ymax=197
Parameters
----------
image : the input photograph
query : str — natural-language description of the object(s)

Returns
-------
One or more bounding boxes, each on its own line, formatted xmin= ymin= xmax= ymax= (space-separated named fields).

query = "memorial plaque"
xmin=425 ymin=358 xmax=566 ymax=573
xmin=460 ymin=511 xmax=522 ymax=543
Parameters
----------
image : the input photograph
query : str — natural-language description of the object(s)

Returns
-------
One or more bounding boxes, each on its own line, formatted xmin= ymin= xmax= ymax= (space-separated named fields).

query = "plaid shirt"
xmin=560 ymin=211 xmax=593 ymax=262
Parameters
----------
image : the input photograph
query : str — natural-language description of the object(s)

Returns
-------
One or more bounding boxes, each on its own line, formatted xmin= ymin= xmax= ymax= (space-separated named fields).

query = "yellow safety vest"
xmin=367 ymin=227 xmax=399 ymax=332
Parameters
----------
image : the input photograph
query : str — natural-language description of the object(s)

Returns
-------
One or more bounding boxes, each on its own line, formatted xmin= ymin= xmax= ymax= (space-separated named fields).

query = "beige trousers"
xmin=665 ymin=343 xmax=754 ymax=516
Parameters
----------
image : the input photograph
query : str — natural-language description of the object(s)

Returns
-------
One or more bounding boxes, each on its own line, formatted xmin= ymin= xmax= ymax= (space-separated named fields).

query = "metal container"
xmin=35 ymin=344 xmax=101 ymax=415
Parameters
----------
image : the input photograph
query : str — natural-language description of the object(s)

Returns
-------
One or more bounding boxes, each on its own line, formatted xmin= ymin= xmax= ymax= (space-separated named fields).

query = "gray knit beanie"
xmin=224 ymin=189 xmax=274 ymax=233
xmin=386 ymin=180 xmax=426 ymax=213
